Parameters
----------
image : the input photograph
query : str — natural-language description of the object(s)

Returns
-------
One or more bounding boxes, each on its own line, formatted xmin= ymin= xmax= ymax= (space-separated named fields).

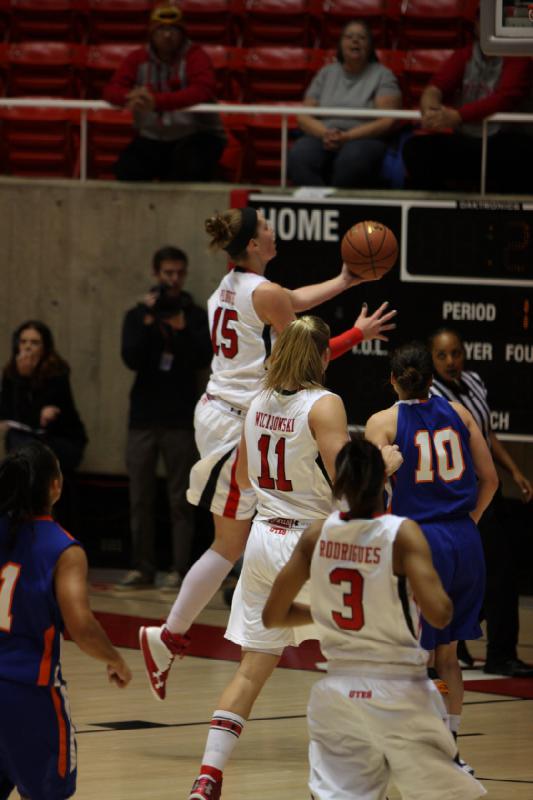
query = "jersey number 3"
xmin=211 ymin=307 xmax=238 ymax=358
xmin=0 ymin=563 xmax=21 ymax=632
xmin=330 ymin=567 xmax=365 ymax=631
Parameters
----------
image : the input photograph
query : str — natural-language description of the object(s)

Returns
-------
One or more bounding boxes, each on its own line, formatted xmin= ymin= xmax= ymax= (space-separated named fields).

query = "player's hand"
xmin=354 ymin=301 xmax=397 ymax=342
xmin=380 ymin=443 xmax=403 ymax=476
xmin=512 ymin=470 xmax=533 ymax=503
xmin=107 ymin=658 xmax=132 ymax=688
xmin=40 ymin=405 xmax=61 ymax=427
xmin=339 ymin=261 xmax=367 ymax=288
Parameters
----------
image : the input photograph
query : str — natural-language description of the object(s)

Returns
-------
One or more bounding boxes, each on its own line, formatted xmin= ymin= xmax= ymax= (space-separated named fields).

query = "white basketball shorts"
xmin=186 ymin=393 xmax=256 ymax=520
xmin=308 ymin=666 xmax=486 ymax=800
xmin=225 ymin=517 xmax=319 ymax=654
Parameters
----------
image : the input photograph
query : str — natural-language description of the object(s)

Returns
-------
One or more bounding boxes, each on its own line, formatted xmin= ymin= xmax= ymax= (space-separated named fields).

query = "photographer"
xmin=118 ymin=246 xmax=212 ymax=590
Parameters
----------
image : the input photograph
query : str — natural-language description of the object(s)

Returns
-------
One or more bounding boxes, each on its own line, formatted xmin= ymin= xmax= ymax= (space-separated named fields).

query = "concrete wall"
xmin=0 ymin=177 xmax=532 ymax=491
xmin=0 ymin=178 xmax=232 ymax=473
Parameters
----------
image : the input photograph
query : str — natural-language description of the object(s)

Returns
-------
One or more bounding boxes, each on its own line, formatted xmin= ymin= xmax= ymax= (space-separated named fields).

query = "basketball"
xmin=341 ymin=220 xmax=398 ymax=280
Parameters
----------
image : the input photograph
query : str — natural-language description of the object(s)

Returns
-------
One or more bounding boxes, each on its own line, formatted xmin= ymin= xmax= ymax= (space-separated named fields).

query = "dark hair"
xmin=390 ymin=341 xmax=433 ymax=399
xmin=152 ymin=246 xmax=188 ymax=273
xmin=337 ymin=19 xmax=378 ymax=64
xmin=5 ymin=320 xmax=69 ymax=385
xmin=0 ymin=442 xmax=61 ymax=543
xmin=333 ymin=436 xmax=385 ymax=518
xmin=427 ymin=326 xmax=465 ymax=354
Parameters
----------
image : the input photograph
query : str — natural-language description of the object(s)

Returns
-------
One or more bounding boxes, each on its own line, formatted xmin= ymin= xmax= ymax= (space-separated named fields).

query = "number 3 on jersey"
xmin=330 ymin=567 xmax=365 ymax=631
xmin=0 ymin=562 xmax=21 ymax=632
xmin=211 ymin=307 xmax=238 ymax=358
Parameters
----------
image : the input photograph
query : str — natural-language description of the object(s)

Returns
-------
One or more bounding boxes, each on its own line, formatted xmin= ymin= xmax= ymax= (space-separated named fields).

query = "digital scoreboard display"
xmin=250 ymin=195 xmax=533 ymax=441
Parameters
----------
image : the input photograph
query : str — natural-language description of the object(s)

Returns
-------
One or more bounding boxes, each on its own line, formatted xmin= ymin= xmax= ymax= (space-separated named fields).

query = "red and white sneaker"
xmin=188 ymin=774 xmax=222 ymax=800
xmin=138 ymin=625 xmax=190 ymax=701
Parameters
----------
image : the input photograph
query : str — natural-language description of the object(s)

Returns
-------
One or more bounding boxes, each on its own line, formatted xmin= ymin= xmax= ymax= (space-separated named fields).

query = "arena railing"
xmin=0 ymin=98 xmax=530 ymax=194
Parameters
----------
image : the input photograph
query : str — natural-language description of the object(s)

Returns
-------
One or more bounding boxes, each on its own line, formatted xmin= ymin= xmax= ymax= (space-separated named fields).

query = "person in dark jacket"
xmin=118 ymin=245 xmax=212 ymax=591
xmin=0 ymin=320 xmax=87 ymax=472
xmin=103 ymin=1 xmax=226 ymax=182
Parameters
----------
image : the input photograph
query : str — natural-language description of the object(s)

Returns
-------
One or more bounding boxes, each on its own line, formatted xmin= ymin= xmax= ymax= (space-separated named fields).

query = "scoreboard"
xmin=250 ymin=194 xmax=533 ymax=442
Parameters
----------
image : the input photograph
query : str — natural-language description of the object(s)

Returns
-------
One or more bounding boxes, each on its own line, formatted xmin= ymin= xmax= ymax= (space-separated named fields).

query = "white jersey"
xmin=310 ymin=511 xmax=427 ymax=668
xmin=245 ymin=387 xmax=334 ymax=521
xmin=206 ymin=268 xmax=272 ymax=410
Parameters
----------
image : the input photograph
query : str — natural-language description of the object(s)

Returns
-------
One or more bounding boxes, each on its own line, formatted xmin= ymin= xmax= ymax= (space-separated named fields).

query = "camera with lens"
xmin=151 ymin=284 xmax=184 ymax=319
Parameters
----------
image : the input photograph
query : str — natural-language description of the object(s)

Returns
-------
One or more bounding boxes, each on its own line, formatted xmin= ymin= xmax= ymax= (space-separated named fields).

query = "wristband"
xmin=329 ymin=327 xmax=363 ymax=360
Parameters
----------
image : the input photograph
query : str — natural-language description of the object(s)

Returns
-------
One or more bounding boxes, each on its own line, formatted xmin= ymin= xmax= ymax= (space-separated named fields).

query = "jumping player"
xmin=0 ymin=442 xmax=131 ymax=800
xmin=139 ymin=206 xmax=396 ymax=700
xmin=262 ymin=436 xmax=487 ymax=800
xmin=365 ymin=342 xmax=498 ymax=758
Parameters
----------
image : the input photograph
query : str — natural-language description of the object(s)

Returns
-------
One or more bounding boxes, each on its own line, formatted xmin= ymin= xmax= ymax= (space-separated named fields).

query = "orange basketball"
xmin=341 ymin=220 xmax=398 ymax=280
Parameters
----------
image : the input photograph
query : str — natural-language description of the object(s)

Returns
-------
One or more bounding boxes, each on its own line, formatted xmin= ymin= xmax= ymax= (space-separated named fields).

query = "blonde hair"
xmin=205 ymin=209 xmax=247 ymax=259
xmin=264 ymin=316 xmax=330 ymax=392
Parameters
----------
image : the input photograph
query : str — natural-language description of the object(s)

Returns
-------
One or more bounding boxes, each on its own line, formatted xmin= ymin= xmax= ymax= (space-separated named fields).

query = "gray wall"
xmin=0 ymin=179 xmax=231 ymax=473
xmin=0 ymin=178 xmax=532 ymax=494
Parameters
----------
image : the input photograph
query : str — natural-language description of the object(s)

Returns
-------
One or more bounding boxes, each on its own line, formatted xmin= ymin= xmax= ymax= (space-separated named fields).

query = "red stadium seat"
xmin=403 ymin=48 xmax=454 ymax=106
xmin=241 ymin=47 xmax=322 ymax=103
xmin=319 ymin=0 xmax=397 ymax=49
xmin=83 ymin=42 xmax=139 ymax=98
xmin=5 ymin=41 xmax=82 ymax=97
xmin=202 ymin=44 xmax=240 ymax=101
xmin=86 ymin=0 xmax=152 ymax=43
xmin=180 ymin=0 xmax=242 ymax=45
xmin=0 ymin=107 xmax=79 ymax=178
xmin=9 ymin=0 xmax=83 ymax=42
xmin=0 ymin=1 xmax=9 ymax=40
xmin=86 ymin=107 xmax=132 ymax=178
xmin=216 ymin=110 xmax=248 ymax=181
xmin=396 ymin=0 xmax=470 ymax=49
xmin=376 ymin=47 xmax=407 ymax=98
xmin=241 ymin=0 xmax=318 ymax=47
xmin=242 ymin=112 xmax=300 ymax=184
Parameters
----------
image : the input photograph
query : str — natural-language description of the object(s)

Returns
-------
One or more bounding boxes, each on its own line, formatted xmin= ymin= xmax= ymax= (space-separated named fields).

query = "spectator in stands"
xmin=0 ymin=320 xmax=87 ymax=474
xmin=118 ymin=246 xmax=212 ymax=591
xmin=103 ymin=1 xmax=226 ymax=182
xmin=288 ymin=19 xmax=402 ymax=188
xmin=402 ymin=7 xmax=532 ymax=193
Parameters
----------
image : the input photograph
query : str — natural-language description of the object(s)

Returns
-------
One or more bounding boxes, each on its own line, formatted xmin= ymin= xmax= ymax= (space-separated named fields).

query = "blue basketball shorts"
xmin=0 ymin=678 xmax=77 ymax=800
xmin=419 ymin=517 xmax=485 ymax=651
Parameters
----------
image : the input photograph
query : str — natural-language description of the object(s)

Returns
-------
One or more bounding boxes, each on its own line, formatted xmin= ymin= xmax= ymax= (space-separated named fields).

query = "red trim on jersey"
xmin=222 ymin=452 xmax=241 ymax=519
xmin=37 ymin=625 xmax=55 ymax=686
xmin=50 ymin=686 xmax=67 ymax=777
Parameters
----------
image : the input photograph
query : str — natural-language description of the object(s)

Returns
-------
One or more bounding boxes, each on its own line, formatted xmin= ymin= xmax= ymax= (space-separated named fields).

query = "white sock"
xmin=449 ymin=713 xmax=461 ymax=737
xmin=201 ymin=709 xmax=246 ymax=772
xmin=165 ymin=548 xmax=233 ymax=634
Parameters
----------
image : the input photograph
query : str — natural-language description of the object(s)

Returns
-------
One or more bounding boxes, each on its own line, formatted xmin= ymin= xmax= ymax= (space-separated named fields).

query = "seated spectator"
xmin=402 ymin=7 xmax=532 ymax=193
xmin=103 ymin=1 xmax=226 ymax=182
xmin=0 ymin=320 xmax=87 ymax=474
xmin=288 ymin=19 xmax=402 ymax=188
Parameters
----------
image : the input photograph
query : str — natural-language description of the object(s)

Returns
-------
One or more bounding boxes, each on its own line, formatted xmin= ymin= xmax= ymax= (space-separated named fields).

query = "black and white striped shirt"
xmin=429 ymin=371 xmax=492 ymax=446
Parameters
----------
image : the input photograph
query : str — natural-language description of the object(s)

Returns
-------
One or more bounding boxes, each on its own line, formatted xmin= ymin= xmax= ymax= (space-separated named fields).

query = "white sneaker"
xmin=160 ymin=570 xmax=182 ymax=592
xmin=115 ymin=570 xmax=153 ymax=590
xmin=139 ymin=625 xmax=189 ymax=701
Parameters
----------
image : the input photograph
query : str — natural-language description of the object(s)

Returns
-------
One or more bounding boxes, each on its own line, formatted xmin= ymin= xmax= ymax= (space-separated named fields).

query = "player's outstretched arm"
xmin=394 ymin=519 xmax=453 ymax=630
xmin=329 ymin=301 xmax=397 ymax=360
xmin=282 ymin=262 xmax=368 ymax=314
xmin=55 ymin=546 xmax=132 ymax=687
xmin=451 ymin=402 xmax=499 ymax=523
xmin=262 ymin=522 xmax=321 ymax=629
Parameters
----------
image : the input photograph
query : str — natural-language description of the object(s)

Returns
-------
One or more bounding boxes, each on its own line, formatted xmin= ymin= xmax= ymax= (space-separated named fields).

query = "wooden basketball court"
xmin=18 ymin=573 xmax=533 ymax=800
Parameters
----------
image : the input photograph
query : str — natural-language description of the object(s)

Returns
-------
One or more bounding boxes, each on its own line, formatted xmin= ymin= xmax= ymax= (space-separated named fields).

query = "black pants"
xmin=126 ymin=427 xmax=197 ymax=578
xmin=478 ymin=488 xmax=520 ymax=664
xmin=402 ymin=130 xmax=533 ymax=193
xmin=115 ymin=133 xmax=226 ymax=182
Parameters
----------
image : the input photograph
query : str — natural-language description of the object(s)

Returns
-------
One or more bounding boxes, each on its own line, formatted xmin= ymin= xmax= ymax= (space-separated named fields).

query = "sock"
xmin=166 ymin=548 xmax=233 ymax=634
xmin=200 ymin=710 xmax=246 ymax=773
xmin=449 ymin=714 xmax=461 ymax=738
